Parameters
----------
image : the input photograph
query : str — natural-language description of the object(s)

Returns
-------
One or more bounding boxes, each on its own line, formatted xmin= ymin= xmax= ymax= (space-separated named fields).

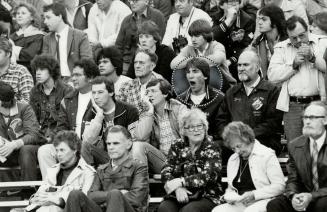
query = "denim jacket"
xmin=30 ymin=80 xmax=72 ymax=137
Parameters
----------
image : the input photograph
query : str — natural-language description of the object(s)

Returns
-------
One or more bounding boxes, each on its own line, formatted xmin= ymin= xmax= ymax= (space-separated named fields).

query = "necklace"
xmin=237 ymin=159 xmax=249 ymax=183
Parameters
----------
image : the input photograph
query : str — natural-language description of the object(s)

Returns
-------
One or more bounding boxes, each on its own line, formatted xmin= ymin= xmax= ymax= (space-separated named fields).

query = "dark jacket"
xmin=161 ymin=137 xmax=224 ymax=204
xmin=72 ymin=0 xmax=93 ymax=30
xmin=286 ymin=135 xmax=327 ymax=200
xmin=127 ymin=44 xmax=176 ymax=82
xmin=178 ymin=86 xmax=224 ymax=140
xmin=216 ymin=79 xmax=283 ymax=153
xmin=56 ymin=90 xmax=95 ymax=134
xmin=115 ymin=7 xmax=166 ymax=65
xmin=88 ymin=156 xmax=149 ymax=212
xmin=0 ymin=102 xmax=43 ymax=145
xmin=29 ymin=80 xmax=73 ymax=137
xmin=211 ymin=6 xmax=255 ymax=78
xmin=10 ymin=31 xmax=44 ymax=71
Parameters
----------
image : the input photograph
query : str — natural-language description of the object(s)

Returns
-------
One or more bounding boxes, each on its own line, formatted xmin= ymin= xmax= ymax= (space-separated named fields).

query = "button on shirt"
xmin=56 ymin=25 xmax=71 ymax=77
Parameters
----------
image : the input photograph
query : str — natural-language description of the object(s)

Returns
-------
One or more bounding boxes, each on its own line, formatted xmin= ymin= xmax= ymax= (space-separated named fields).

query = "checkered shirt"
xmin=0 ymin=63 xmax=34 ymax=102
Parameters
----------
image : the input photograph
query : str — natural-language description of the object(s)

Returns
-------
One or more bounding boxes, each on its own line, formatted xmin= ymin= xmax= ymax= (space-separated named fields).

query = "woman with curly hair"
xmin=158 ymin=108 xmax=224 ymax=212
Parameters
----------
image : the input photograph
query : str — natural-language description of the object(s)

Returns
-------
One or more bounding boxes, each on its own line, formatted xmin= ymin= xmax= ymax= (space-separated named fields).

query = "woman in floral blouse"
xmin=158 ymin=108 xmax=223 ymax=212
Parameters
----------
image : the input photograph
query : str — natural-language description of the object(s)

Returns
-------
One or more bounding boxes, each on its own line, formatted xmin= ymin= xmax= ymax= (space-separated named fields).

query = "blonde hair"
xmin=179 ymin=107 xmax=209 ymax=139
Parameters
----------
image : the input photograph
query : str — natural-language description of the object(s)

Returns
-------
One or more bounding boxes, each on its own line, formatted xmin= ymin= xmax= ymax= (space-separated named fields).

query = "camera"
xmin=172 ymin=35 xmax=188 ymax=54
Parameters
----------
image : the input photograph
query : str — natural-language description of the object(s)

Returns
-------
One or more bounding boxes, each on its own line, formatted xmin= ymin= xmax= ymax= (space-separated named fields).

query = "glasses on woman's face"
xmin=184 ymin=124 xmax=204 ymax=132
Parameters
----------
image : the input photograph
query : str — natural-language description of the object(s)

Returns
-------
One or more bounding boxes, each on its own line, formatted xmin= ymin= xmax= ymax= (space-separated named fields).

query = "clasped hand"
xmin=292 ymin=193 xmax=312 ymax=211
xmin=30 ymin=192 xmax=60 ymax=207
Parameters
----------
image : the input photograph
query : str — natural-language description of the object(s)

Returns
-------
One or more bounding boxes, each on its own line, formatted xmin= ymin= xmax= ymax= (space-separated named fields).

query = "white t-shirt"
xmin=114 ymin=75 xmax=132 ymax=96
xmin=190 ymin=93 xmax=206 ymax=105
xmin=75 ymin=91 xmax=92 ymax=138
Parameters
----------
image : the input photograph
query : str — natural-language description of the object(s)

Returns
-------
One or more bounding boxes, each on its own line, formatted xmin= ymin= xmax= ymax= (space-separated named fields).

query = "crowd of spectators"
xmin=0 ymin=0 xmax=327 ymax=212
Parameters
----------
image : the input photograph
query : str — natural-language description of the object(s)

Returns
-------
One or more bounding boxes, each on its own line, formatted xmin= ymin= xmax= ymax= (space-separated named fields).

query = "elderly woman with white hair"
xmin=212 ymin=121 xmax=285 ymax=212
xmin=158 ymin=108 xmax=224 ymax=212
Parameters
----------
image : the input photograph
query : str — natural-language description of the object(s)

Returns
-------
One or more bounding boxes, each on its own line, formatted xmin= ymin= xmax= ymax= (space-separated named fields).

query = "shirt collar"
xmin=309 ymin=130 xmax=326 ymax=151
xmin=56 ymin=24 xmax=69 ymax=37
xmin=243 ymin=75 xmax=260 ymax=89
xmin=0 ymin=102 xmax=19 ymax=116
xmin=133 ymin=7 xmax=148 ymax=19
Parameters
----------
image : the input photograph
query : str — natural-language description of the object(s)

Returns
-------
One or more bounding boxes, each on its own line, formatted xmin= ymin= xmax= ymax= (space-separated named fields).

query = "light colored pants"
xmin=38 ymin=144 xmax=57 ymax=180
xmin=212 ymin=199 xmax=271 ymax=212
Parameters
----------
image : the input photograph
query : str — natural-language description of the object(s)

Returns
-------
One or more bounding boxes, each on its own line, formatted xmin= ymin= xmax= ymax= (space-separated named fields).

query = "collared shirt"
xmin=194 ymin=43 xmax=209 ymax=56
xmin=116 ymin=72 xmax=164 ymax=113
xmin=133 ymin=7 xmax=148 ymax=29
xmin=0 ymin=63 xmax=34 ymax=102
xmin=162 ymin=7 xmax=212 ymax=48
xmin=56 ymin=25 xmax=71 ymax=77
xmin=76 ymin=91 xmax=92 ymax=137
xmin=310 ymin=131 xmax=326 ymax=155
xmin=87 ymin=1 xmax=131 ymax=47
xmin=244 ymin=76 xmax=260 ymax=96
xmin=268 ymin=34 xmax=325 ymax=97
xmin=154 ymin=103 xmax=177 ymax=156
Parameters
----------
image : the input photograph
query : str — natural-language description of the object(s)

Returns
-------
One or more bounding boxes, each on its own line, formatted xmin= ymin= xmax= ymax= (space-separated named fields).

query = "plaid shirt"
xmin=154 ymin=104 xmax=178 ymax=156
xmin=0 ymin=63 xmax=34 ymax=102
xmin=116 ymin=72 xmax=163 ymax=113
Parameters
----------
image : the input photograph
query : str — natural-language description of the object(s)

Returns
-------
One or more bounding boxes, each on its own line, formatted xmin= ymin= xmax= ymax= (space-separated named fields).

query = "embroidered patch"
xmin=252 ymin=97 xmax=264 ymax=110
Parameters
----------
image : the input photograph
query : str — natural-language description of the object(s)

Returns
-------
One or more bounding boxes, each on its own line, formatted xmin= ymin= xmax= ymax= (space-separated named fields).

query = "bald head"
xmin=237 ymin=49 xmax=260 ymax=84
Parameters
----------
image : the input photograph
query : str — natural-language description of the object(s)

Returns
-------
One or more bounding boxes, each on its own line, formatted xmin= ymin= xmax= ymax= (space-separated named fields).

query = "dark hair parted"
xmin=186 ymin=57 xmax=210 ymax=86
xmin=135 ymin=48 xmax=158 ymax=64
xmin=12 ymin=2 xmax=42 ymax=29
xmin=96 ymin=46 xmax=123 ymax=76
xmin=91 ymin=76 xmax=115 ymax=95
xmin=73 ymin=58 xmax=100 ymax=79
xmin=138 ymin=20 xmax=162 ymax=45
xmin=53 ymin=130 xmax=81 ymax=158
xmin=259 ymin=5 xmax=288 ymax=40
xmin=188 ymin=19 xmax=213 ymax=42
xmin=146 ymin=78 xmax=174 ymax=100
xmin=31 ymin=54 xmax=61 ymax=80
xmin=286 ymin=15 xmax=308 ymax=32
xmin=222 ymin=121 xmax=255 ymax=147
xmin=43 ymin=3 xmax=68 ymax=25
xmin=107 ymin=125 xmax=132 ymax=140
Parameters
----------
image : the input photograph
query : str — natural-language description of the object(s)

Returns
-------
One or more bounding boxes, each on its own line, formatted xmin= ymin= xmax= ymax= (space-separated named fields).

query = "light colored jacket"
xmin=36 ymin=157 xmax=96 ymax=201
xmin=225 ymin=140 xmax=285 ymax=200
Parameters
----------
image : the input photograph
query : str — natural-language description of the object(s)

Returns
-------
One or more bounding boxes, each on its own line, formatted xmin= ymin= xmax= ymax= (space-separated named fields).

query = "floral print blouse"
xmin=161 ymin=137 xmax=223 ymax=204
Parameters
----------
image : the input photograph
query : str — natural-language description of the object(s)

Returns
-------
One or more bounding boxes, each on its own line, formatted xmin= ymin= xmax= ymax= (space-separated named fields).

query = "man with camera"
xmin=268 ymin=15 xmax=327 ymax=142
xmin=162 ymin=0 xmax=212 ymax=54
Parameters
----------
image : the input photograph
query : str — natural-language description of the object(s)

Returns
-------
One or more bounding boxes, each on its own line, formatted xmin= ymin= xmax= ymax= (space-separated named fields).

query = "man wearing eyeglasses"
xmin=87 ymin=0 xmax=131 ymax=47
xmin=267 ymin=101 xmax=327 ymax=212
xmin=268 ymin=15 xmax=327 ymax=142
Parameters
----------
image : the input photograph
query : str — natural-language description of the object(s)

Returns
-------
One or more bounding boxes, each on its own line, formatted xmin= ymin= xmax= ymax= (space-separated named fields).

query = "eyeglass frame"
xmin=184 ymin=123 xmax=205 ymax=132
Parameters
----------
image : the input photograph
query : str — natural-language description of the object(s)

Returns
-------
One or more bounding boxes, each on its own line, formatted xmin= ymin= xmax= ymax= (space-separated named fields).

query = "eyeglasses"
xmin=302 ymin=115 xmax=325 ymax=120
xmin=184 ymin=124 xmax=204 ymax=132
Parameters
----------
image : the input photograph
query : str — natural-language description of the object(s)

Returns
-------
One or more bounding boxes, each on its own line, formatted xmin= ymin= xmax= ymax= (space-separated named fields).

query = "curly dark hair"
xmin=73 ymin=58 xmax=100 ymax=79
xmin=31 ymin=54 xmax=61 ymax=80
xmin=53 ymin=130 xmax=81 ymax=158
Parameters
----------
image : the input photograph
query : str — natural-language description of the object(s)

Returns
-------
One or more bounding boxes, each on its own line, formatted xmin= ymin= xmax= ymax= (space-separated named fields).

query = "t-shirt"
xmin=75 ymin=91 xmax=92 ymax=137
xmin=190 ymin=93 xmax=206 ymax=105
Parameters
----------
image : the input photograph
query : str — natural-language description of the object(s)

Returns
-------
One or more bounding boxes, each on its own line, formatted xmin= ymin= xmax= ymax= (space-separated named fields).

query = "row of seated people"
xmin=8 ymin=103 xmax=327 ymax=212
xmin=1 ymin=0 xmax=327 ymax=144
xmin=0 ymin=42 xmax=326 ymax=211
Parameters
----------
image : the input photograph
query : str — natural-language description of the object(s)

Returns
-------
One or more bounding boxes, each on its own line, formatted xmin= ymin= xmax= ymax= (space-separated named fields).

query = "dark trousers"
xmin=0 ymin=145 xmax=39 ymax=181
xmin=64 ymin=190 xmax=136 ymax=212
xmin=267 ymin=195 xmax=327 ymax=212
xmin=81 ymin=142 xmax=109 ymax=167
xmin=158 ymin=197 xmax=215 ymax=212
